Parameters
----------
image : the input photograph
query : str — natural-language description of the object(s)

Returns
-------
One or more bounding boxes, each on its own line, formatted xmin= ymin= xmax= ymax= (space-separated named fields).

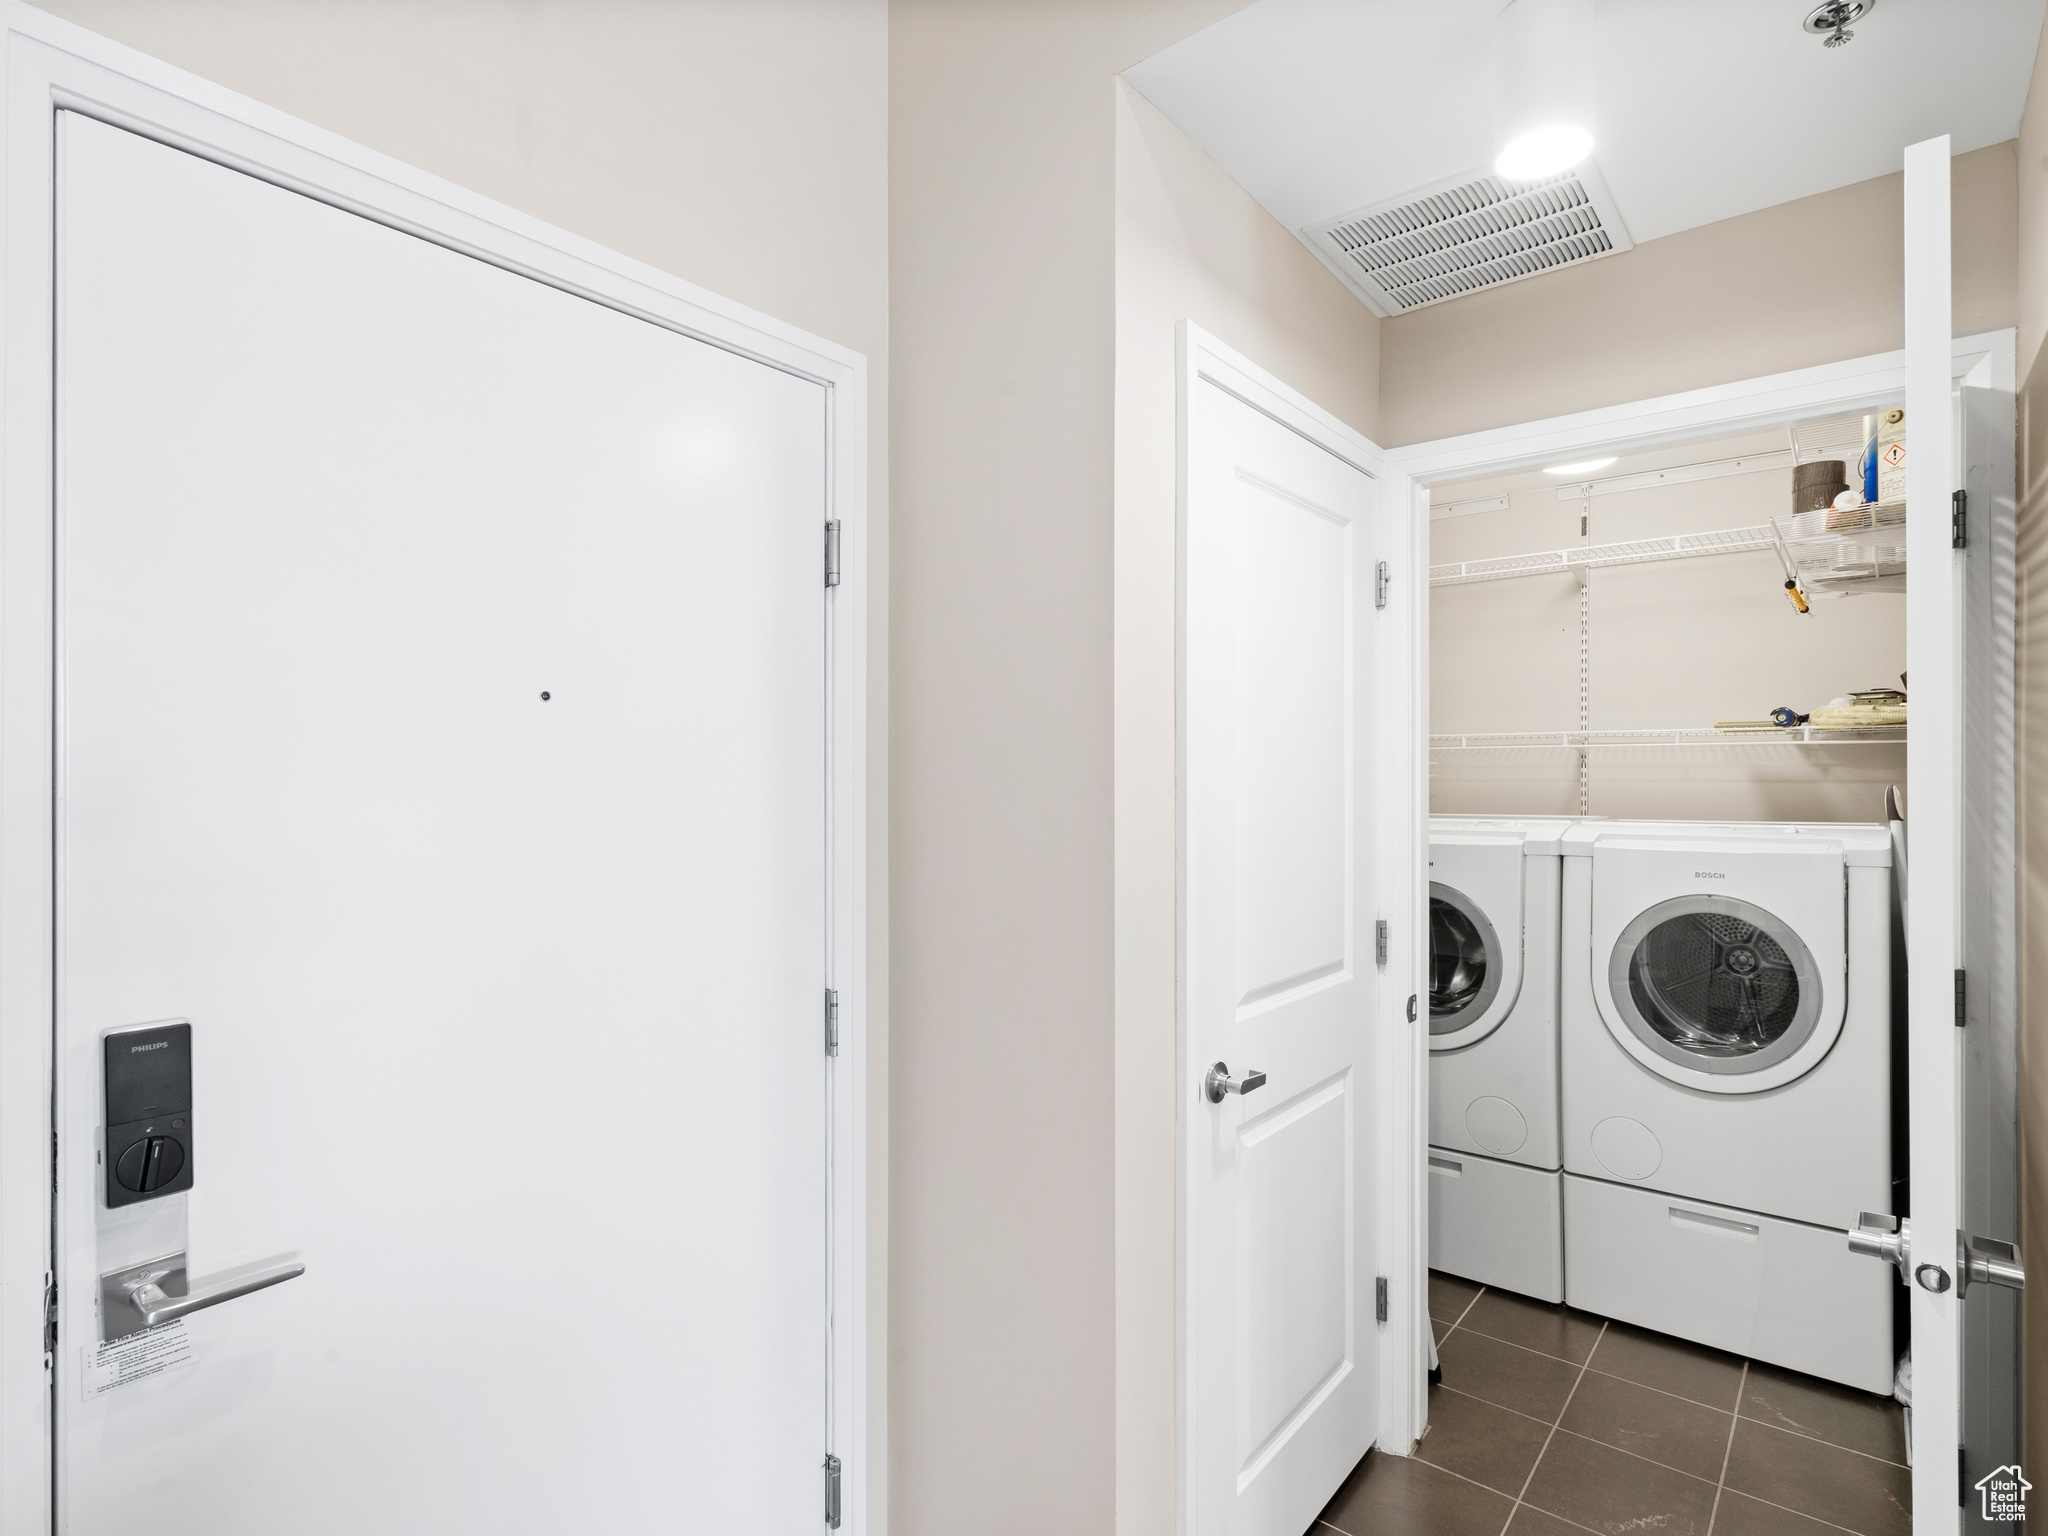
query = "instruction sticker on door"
xmin=81 ymin=1320 xmax=193 ymax=1399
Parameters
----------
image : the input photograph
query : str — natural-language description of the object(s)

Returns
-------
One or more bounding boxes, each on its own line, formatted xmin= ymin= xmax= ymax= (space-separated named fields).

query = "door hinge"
xmin=42 ymin=1277 xmax=56 ymax=1355
xmin=1374 ymin=1276 xmax=1389 ymax=1324
xmin=1952 ymin=489 xmax=1967 ymax=550
xmin=1955 ymin=969 xmax=1966 ymax=1028
xmin=1374 ymin=560 xmax=1390 ymax=610
xmin=825 ymin=988 xmax=840 ymax=1057
xmin=1407 ymin=993 xmax=1418 ymax=1024
xmin=1960 ymin=1445 xmax=1967 ymax=1508
xmin=1374 ymin=919 xmax=1388 ymax=969
xmin=825 ymin=520 xmax=842 ymax=588
xmin=824 ymin=1452 xmax=843 ymax=1529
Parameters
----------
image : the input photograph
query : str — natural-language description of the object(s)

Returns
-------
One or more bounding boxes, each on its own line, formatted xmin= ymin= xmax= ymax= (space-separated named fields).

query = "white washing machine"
xmin=1426 ymin=815 xmax=1575 ymax=1303
xmin=1558 ymin=819 xmax=1895 ymax=1392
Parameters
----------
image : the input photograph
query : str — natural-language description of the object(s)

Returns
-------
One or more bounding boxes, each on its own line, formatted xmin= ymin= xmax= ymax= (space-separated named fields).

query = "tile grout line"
xmin=1398 ymin=1441 xmax=1609 ymax=1535
xmin=1497 ymin=1317 xmax=1608 ymax=1536
xmin=1542 ymin=1423 xmax=1723 ymax=1487
xmin=1431 ymin=1290 xmax=1906 ymax=1533
xmin=1455 ymin=1322 xmax=1744 ymax=1413
xmin=1422 ymin=1393 xmax=1729 ymax=1493
xmin=1705 ymin=1359 xmax=1749 ymax=1536
xmin=1433 ymin=1381 xmax=1560 ymax=1429
xmin=1718 ymin=1486 xmax=1880 ymax=1536
xmin=1402 ymin=1443 xmax=1874 ymax=1536
xmin=1423 ymin=1280 xmax=1487 ymax=1393
xmin=1438 ymin=1281 xmax=1486 ymax=1349
xmin=1736 ymin=1407 xmax=1913 ymax=1469
xmin=1452 ymin=1319 xmax=1907 ymax=1464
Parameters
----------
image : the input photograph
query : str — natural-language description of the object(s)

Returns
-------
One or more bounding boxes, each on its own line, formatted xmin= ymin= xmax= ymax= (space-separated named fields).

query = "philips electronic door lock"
xmin=103 ymin=1020 xmax=193 ymax=1207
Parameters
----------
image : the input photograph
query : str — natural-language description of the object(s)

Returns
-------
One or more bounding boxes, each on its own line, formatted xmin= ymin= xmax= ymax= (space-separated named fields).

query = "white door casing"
xmin=1179 ymin=324 xmax=1421 ymax=1534
xmin=0 ymin=10 xmax=868 ymax=1529
xmin=1387 ymin=269 xmax=2012 ymax=1534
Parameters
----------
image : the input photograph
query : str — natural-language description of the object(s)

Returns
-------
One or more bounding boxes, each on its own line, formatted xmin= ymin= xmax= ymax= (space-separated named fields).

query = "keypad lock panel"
xmin=104 ymin=1022 xmax=193 ymax=1208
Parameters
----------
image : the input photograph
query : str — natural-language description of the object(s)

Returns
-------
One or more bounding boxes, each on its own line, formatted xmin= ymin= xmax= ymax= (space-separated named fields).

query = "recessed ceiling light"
xmin=1544 ymin=457 xmax=1616 ymax=476
xmin=1496 ymin=126 xmax=1594 ymax=181
xmin=1494 ymin=0 xmax=1595 ymax=180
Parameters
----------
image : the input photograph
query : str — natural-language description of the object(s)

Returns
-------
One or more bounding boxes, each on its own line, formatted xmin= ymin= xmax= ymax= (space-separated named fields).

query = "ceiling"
xmin=1124 ymin=0 xmax=2044 ymax=303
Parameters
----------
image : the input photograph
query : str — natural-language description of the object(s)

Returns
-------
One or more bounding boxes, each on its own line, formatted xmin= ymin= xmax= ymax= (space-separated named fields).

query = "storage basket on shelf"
xmin=1770 ymin=499 xmax=1905 ymax=598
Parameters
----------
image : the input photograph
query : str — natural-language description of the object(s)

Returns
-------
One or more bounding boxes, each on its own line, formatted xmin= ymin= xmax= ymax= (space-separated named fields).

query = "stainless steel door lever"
xmin=1958 ymin=1231 xmax=2025 ymax=1296
xmin=100 ymin=1252 xmax=304 ymax=1344
xmin=1205 ymin=1062 xmax=1267 ymax=1104
xmin=1847 ymin=1211 xmax=1910 ymax=1278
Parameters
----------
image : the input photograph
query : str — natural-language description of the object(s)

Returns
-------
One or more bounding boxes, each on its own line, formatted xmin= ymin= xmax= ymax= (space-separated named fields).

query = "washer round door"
xmin=1605 ymin=894 xmax=1827 ymax=1085
xmin=1429 ymin=881 xmax=1506 ymax=1048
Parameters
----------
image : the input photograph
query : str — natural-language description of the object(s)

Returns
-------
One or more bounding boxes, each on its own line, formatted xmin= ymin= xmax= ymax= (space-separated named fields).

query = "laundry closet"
xmin=1424 ymin=410 xmax=1917 ymax=1394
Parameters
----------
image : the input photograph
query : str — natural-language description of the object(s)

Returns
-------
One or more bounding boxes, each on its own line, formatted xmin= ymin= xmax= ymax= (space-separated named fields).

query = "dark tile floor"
xmin=1315 ymin=1271 xmax=1911 ymax=1536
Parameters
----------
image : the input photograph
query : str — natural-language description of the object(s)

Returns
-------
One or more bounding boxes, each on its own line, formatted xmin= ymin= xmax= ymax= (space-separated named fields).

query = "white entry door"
xmin=55 ymin=111 xmax=829 ymax=1531
xmin=1182 ymin=330 xmax=1411 ymax=1535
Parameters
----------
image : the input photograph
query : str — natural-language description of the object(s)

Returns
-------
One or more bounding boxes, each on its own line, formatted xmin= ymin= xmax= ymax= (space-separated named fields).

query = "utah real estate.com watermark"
xmin=1976 ymin=1464 xmax=2029 ymax=1522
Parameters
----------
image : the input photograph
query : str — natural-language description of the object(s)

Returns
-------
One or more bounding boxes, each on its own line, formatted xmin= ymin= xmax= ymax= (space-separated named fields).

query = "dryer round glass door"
xmin=1429 ymin=881 xmax=1504 ymax=1045
xmin=1606 ymin=894 xmax=1823 ymax=1078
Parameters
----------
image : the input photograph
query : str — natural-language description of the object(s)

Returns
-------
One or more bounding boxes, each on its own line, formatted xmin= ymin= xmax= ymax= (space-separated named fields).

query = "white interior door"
xmin=1955 ymin=324 xmax=2023 ymax=1527
xmin=1183 ymin=332 xmax=1407 ymax=1535
xmin=1901 ymin=132 xmax=1968 ymax=1533
xmin=55 ymin=111 xmax=829 ymax=1531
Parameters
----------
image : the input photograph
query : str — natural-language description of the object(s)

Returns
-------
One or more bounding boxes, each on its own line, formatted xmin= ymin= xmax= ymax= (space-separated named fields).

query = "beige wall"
xmin=889 ymin=3 xmax=1386 ymax=1531
xmin=1381 ymin=141 xmax=2018 ymax=448
xmin=1112 ymin=78 xmax=1380 ymax=1536
xmin=27 ymin=0 xmax=895 ymax=1525
xmin=2016 ymin=7 xmax=2048 ymax=1497
xmin=1429 ymin=437 xmax=1906 ymax=823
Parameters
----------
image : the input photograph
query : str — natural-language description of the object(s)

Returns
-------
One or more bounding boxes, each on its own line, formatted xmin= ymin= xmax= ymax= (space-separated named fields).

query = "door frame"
xmin=1175 ymin=321 xmax=1426 ymax=1519
xmin=1386 ymin=327 xmax=2016 ymax=1536
xmin=0 ymin=6 xmax=870 ymax=1529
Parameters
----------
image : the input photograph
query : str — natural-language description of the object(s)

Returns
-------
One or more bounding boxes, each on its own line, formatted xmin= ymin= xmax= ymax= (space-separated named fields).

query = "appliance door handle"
xmin=1668 ymin=1206 xmax=1758 ymax=1239
xmin=133 ymin=1260 xmax=304 ymax=1327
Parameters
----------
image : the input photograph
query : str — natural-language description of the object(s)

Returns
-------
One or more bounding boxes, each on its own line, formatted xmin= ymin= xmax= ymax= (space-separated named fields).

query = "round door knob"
xmin=114 ymin=1135 xmax=186 ymax=1193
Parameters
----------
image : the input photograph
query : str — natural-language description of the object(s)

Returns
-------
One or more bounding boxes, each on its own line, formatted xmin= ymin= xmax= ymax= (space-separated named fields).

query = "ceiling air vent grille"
xmin=1304 ymin=161 xmax=1634 ymax=317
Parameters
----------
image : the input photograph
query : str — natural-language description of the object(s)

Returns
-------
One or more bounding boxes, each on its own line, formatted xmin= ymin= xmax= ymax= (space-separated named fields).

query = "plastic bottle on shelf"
xmin=1877 ymin=408 xmax=1906 ymax=506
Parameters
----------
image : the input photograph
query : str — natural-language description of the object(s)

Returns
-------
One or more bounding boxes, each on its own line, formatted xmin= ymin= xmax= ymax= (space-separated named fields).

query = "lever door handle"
xmin=1847 ymin=1211 xmax=1909 ymax=1276
xmin=101 ymin=1251 xmax=304 ymax=1343
xmin=1846 ymin=1212 xmax=1955 ymax=1293
xmin=1205 ymin=1062 xmax=1267 ymax=1104
xmin=134 ymin=1262 xmax=303 ymax=1325
xmin=1959 ymin=1231 xmax=2025 ymax=1296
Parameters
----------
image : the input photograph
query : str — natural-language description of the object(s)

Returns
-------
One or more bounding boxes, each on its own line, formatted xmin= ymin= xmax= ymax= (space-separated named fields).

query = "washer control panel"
xmin=104 ymin=1021 xmax=193 ymax=1208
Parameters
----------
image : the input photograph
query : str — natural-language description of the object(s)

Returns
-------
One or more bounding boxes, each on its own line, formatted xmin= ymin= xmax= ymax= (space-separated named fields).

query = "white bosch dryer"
xmin=1558 ymin=820 xmax=1895 ymax=1392
xmin=1427 ymin=815 xmax=1576 ymax=1303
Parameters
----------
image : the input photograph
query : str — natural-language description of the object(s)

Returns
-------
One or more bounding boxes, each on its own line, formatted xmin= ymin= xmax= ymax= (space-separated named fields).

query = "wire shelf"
xmin=1429 ymin=726 xmax=1907 ymax=750
xmin=1429 ymin=524 xmax=1776 ymax=587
